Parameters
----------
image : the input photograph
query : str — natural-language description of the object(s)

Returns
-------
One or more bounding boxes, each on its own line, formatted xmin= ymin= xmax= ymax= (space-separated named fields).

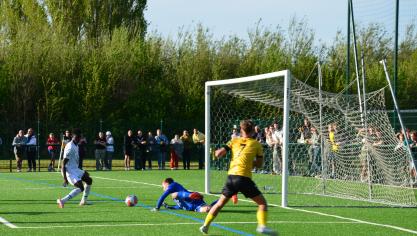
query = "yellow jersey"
xmin=226 ymin=137 xmax=263 ymax=178
xmin=329 ymin=131 xmax=339 ymax=152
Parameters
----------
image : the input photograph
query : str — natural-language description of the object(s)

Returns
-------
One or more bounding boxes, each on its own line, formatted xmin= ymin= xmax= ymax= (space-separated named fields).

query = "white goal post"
xmin=204 ymin=70 xmax=291 ymax=207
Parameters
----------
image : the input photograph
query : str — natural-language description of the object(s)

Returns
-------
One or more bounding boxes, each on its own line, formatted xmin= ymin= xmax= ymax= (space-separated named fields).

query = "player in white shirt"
xmin=57 ymin=128 xmax=93 ymax=208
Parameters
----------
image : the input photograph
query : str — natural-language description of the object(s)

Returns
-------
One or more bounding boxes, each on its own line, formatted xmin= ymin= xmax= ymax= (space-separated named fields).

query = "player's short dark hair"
xmin=240 ymin=120 xmax=254 ymax=134
xmin=72 ymin=128 xmax=81 ymax=137
xmin=164 ymin=177 xmax=174 ymax=184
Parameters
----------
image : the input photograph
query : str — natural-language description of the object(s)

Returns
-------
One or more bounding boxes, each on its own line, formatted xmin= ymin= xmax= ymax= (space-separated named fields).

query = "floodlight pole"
xmin=393 ymin=0 xmax=399 ymax=131
xmin=204 ymin=84 xmax=211 ymax=194
xmin=380 ymin=59 xmax=416 ymax=184
xmin=349 ymin=0 xmax=364 ymax=126
xmin=281 ymin=70 xmax=291 ymax=207
xmin=346 ymin=0 xmax=351 ymax=95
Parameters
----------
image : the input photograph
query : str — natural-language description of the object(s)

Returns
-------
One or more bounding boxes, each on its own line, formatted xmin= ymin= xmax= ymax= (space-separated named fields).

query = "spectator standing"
xmin=12 ymin=130 xmax=27 ymax=172
xmin=25 ymin=128 xmax=37 ymax=172
xmin=78 ymin=134 xmax=87 ymax=170
xmin=328 ymin=124 xmax=339 ymax=178
xmin=192 ymin=128 xmax=205 ymax=169
xmin=155 ymin=129 xmax=169 ymax=170
xmin=46 ymin=133 xmax=60 ymax=172
xmin=170 ymin=134 xmax=183 ymax=170
xmin=135 ymin=130 xmax=147 ymax=171
xmin=63 ymin=130 xmax=72 ymax=146
xmin=299 ymin=118 xmax=312 ymax=141
xmin=180 ymin=130 xmax=192 ymax=170
xmin=146 ymin=131 xmax=155 ymax=170
xmin=306 ymin=127 xmax=320 ymax=176
xmin=94 ymin=132 xmax=106 ymax=170
xmin=231 ymin=127 xmax=240 ymax=139
xmin=271 ymin=123 xmax=283 ymax=175
xmin=105 ymin=131 xmax=114 ymax=170
xmin=124 ymin=130 xmax=134 ymax=171
xmin=254 ymin=125 xmax=264 ymax=143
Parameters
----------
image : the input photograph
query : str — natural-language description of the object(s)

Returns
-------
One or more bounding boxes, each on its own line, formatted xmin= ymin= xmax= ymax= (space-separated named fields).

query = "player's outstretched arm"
xmin=214 ymin=147 xmax=227 ymax=158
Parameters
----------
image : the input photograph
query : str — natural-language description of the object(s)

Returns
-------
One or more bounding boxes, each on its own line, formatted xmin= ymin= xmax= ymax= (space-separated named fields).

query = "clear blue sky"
xmin=145 ymin=0 xmax=348 ymax=45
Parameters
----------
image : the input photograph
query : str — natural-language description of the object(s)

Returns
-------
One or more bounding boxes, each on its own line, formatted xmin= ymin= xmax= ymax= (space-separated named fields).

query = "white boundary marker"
xmin=0 ymin=216 xmax=18 ymax=228
xmin=93 ymin=176 xmax=417 ymax=235
xmin=16 ymin=221 xmax=359 ymax=229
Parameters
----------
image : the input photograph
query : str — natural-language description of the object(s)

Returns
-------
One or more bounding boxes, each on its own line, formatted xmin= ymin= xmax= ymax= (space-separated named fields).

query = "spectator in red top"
xmin=47 ymin=133 xmax=60 ymax=172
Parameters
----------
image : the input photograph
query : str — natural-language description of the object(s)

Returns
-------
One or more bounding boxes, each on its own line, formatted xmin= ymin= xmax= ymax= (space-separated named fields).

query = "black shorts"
xmin=221 ymin=175 xmax=261 ymax=199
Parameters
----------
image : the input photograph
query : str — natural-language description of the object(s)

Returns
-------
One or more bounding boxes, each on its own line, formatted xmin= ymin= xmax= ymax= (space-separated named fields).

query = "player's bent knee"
xmin=74 ymin=181 xmax=84 ymax=192
xmin=85 ymin=177 xmax=93 ymax=185
xmin=82 ymin=171 xmax=93 ymax=185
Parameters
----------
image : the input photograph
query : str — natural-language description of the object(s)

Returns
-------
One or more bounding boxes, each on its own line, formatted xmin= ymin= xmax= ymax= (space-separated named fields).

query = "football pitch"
xmin=0 ymin=170 xmax=416 ymax=236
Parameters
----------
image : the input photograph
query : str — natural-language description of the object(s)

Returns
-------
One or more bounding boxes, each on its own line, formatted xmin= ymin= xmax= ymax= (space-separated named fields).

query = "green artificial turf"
xmin=0 ymin=170 xmax=416 ymax=236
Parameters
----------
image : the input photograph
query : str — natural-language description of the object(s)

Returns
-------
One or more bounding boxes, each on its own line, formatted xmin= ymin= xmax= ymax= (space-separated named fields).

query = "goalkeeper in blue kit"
xmin=152 ymin=177 xmax=217 ymax=213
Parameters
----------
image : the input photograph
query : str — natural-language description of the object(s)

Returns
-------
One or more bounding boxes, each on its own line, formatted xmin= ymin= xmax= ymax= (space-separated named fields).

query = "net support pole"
xmin=361 ymin=52 xmax=372 ymax=200
xmin=281 ymin=70 xmax=291 ymax=207
xmin=380 ymin=59 xmax=416 ymax=184
xmin=204 ymin=84 xmax=211 ymax=194
xmin=318 ymin=62 xmax=326 ymax=194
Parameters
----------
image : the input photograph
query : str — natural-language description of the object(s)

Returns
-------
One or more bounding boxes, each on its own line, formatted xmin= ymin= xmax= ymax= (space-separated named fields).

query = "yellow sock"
xmin=257 ymin=210 xmax=267 ymax=227
xmin=204 ymin=213 xmax=216 ymax=226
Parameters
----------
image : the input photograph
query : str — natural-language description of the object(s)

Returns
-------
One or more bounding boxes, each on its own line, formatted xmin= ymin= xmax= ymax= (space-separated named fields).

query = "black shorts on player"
xmin=221 ymin=175 xmax=261 ymax=198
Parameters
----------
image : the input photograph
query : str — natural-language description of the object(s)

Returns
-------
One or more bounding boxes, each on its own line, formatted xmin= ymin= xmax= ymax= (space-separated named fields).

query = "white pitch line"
xmin=283 ymin=207 xmax=417 ymax=235
xmin=0 ymin=216 xmax=18 ymax=228
xmin=22 ymin=186 xmax=148 ymax=190
xmin=94 ymin=176 xmax=161 ymax=188
xmin=15 ymin=221 xmax=359 ymax=229
xmin=92 ymin=175 xmax=417 ymax=235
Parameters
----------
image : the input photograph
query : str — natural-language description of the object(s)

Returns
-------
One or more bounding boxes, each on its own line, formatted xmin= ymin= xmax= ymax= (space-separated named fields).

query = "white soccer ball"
xmin=125 ymin=195 xmax=138 ymax=207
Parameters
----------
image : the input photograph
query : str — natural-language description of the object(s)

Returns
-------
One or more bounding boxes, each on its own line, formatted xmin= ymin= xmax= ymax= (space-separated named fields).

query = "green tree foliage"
xmin=0 ymin=1 xmax=416 ymax=141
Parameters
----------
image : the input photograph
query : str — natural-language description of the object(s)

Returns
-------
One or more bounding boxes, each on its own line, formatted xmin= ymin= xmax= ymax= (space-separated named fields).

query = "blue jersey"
xmin=171 ymin=191 xmax=207 ymax=212
xmin=156 ymin=182 xmax=189 ymax=209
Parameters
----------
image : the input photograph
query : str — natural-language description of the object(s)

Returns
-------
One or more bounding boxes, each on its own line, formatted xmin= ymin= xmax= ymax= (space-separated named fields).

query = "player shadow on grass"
xmin=0 ymin=199 xmax=62 ymax=205
xmin=220 ymin=209 xmax=257 ymax=213
xmin=0 ymin=211 xmax=67 ymax=216
xmin=10 ymin=219 xmax=142 ymax=224
xmin=292 ymin=205 xmax=408 ymax=209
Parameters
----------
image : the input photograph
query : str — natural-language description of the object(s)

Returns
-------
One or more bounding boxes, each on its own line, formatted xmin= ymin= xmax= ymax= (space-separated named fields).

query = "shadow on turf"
xmin=0 ymin=199 xmax=60 ymax=205
xmin=291 ymin=205 xmax=412 ymax=209
xmin=8 ymin=219 xmax=144 ymax=224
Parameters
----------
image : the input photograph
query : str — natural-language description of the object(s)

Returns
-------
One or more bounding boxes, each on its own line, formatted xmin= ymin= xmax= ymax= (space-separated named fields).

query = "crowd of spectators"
xmin=6 ymin=127 xmax=206 ymax=172
xmin=3 ymin=123 xmax=416 ymax=184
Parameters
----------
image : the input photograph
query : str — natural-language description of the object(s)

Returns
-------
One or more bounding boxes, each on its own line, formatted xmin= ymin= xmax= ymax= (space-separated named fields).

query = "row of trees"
xmin=0 ymin=0 xmax=416 ymax=140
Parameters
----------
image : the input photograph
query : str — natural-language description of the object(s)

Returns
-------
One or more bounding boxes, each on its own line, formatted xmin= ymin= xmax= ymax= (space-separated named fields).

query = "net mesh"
xmin=208 ymin=72 xmax=417 ymax=207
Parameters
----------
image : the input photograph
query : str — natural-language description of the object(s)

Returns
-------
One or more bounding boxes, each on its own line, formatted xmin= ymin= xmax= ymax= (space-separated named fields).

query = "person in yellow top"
xmin=192 ymin=128 xmax=205 ymax=169
xmin=199 ymin=120 xmax=277 ymax=236
xmin=328 ymin=124 xmax=339 ymax=178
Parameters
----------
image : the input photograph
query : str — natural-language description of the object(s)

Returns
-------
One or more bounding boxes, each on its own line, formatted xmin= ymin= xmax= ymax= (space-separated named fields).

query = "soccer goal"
xmin=204 ymin=69 xmax=417 ymax=208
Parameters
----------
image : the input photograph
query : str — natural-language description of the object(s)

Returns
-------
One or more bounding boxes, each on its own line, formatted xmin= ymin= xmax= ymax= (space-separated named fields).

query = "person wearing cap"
xmin=105 ymin=131 xmax=114 ymax=170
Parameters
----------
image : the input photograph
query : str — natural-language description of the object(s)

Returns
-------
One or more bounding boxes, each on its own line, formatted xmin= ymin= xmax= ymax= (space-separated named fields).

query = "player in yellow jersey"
xmin=199 ymin=120 xmax=277 ymax=236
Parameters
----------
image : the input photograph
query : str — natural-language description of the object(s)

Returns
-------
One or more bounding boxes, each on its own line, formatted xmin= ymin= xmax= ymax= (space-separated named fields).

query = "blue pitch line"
xmin=0 ymin=174 xmax=253 ymax=236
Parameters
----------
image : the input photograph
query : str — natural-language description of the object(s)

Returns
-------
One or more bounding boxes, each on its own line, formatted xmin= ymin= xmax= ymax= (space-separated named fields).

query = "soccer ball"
xmin=125 ymin=195 xmax=138 ymax=207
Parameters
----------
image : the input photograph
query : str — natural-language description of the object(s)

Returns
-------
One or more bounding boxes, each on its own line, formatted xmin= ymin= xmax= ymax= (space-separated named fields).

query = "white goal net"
xmin=204 ymin=70 xmax=417 ymax=207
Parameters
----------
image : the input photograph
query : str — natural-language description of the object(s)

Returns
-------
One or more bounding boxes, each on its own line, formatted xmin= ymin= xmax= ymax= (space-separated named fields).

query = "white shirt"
xmin=63 ymin=140 xmax=82 ymax=174
xmin=106 ymin=136 xmax=114 ymax=152
xmin=273 ymin=130 xmax=283 ymax=145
